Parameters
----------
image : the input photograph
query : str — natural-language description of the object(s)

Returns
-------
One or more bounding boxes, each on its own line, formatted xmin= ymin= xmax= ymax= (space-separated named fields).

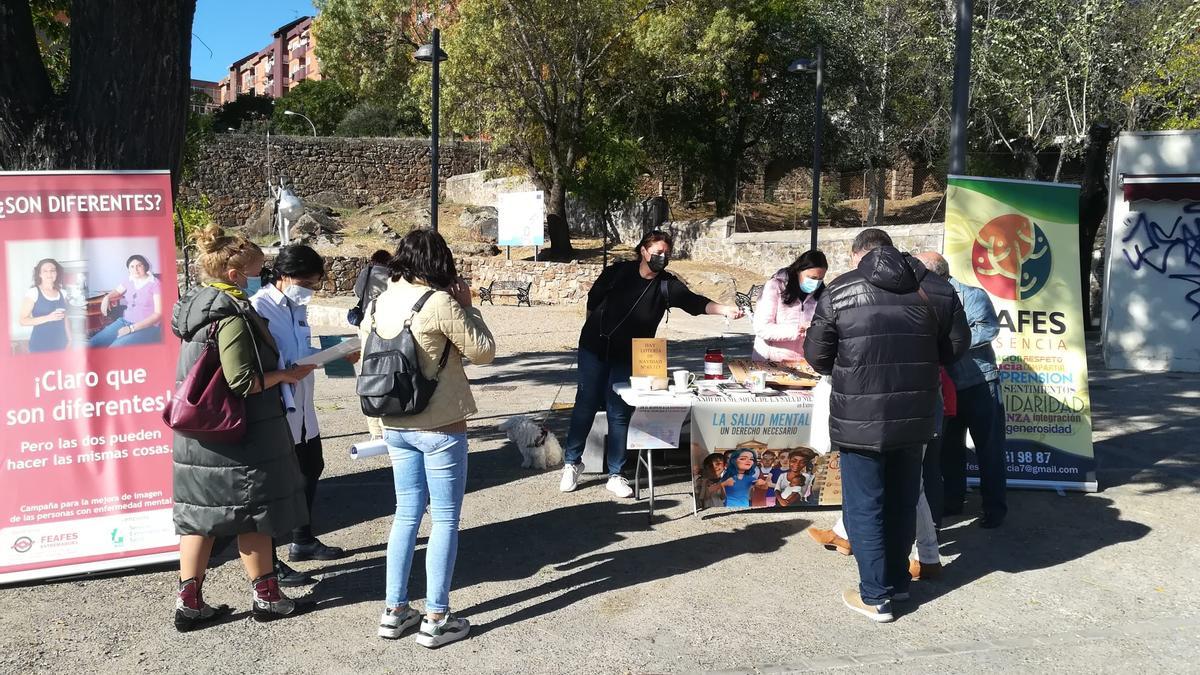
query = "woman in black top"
xmin=559 ymin=230 xmax=742 ymax=498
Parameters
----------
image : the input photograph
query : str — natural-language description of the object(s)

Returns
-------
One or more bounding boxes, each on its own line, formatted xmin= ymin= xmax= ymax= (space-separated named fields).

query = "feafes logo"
xmin=12 ymin=536 xmax=34 ymax=553
xmin=972 ymin=214 xmax=1053 ymax=300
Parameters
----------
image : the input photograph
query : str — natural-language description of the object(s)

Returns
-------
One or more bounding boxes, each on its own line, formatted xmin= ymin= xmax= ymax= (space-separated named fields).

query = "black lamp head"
xmin=414 ymin=43 xmax=449 ymax=63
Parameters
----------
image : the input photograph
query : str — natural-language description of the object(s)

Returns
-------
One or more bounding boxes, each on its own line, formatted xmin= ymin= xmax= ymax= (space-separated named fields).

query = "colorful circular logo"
xmin=971 ymin=214 xmax=1052 ymax=300
xmin=12 ymin=536 xmax=33 ymax=553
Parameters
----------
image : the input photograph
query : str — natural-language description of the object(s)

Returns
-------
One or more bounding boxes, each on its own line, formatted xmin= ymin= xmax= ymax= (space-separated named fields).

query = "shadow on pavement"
xmin=307 ymin=498 xmax=809 ymax=625
xmin=1087 ymin=337 xmax=1200 ymax=494
xmin=906 ymin=491 xmax=1150 ymax=614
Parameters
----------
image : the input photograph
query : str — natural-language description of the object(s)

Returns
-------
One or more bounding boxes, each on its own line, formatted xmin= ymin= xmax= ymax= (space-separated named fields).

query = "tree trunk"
xmin=545 ymin=177 xmax=573 ymax=256
xmin=1014 ymin=137 xmax=1039 ymax=180
xmin=1077 ymin=123 xmax=1112 ymax=327
xmin=865 ymin=167 xmax=887 ymax=228
xmin=0 ymin=0 xmax=196 ymax=194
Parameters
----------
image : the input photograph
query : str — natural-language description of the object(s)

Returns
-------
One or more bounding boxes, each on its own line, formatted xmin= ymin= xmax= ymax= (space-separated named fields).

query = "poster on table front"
xmin=689 ymin=394 xmax=842 ymax=513
xmin=0 ymin=171 xmax=180 ymax=584
xmin=944 ymin=175 xmax=1097 ymax=492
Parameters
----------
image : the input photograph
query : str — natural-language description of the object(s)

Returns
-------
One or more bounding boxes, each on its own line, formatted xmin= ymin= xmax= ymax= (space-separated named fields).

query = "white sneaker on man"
xmin=559 ymin=463 xmax=582 ymax=492
xmin=606 ymin=475 xmax=634 ymax=498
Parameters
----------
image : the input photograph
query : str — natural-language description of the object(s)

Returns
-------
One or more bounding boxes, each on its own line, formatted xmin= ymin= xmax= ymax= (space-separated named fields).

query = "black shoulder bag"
xmin=356 ymin=290 xmax=451 ymax=417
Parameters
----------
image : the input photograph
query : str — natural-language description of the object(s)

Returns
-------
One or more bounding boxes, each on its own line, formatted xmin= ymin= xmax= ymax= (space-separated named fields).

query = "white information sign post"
xmin=497 ymin=190 xmax=545 ymax=258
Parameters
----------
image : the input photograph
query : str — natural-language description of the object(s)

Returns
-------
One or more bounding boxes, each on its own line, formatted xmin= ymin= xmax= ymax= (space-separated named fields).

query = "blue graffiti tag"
xmin=1122 ymin=202 xmax=1200 ymax=319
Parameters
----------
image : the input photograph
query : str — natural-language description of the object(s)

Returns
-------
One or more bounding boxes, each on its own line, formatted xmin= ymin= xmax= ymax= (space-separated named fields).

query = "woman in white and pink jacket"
xmin=752 ymin=250 xmax=829 ymax=363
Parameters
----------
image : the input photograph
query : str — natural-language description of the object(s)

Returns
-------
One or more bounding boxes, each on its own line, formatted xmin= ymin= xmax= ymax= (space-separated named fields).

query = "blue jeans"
xmin=562 ymin=348 xmax=633 ymax=476
xmin=839 ymin=445 xmax=924 ymax=605
xmin=384 ymin=429 xmax=468 ymax=613
xmin=89 ymin=318 xmax=160 ymax=348
xmin=941 ymin=381 xmax=1007 ymax=519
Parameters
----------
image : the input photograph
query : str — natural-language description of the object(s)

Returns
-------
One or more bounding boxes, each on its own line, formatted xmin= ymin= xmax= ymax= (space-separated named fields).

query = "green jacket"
xmin=169 ymin=285 xmax=308 ymax=537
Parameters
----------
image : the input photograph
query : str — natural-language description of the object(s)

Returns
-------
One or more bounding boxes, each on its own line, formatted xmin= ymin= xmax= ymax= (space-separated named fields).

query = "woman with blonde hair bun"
xmin=169 ymin=224 xmax=315 ymax=631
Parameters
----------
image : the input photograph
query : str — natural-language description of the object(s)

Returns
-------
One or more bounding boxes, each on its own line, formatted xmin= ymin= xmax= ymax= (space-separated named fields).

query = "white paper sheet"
xmin=296 ymin=337 xmax=361 ymax=366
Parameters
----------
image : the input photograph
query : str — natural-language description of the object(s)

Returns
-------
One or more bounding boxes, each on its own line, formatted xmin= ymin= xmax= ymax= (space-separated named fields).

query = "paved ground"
xmin=1 ymin=302 xmax=1198 ymax=674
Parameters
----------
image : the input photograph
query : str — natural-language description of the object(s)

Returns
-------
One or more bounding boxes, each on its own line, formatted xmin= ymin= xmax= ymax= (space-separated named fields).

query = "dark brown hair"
xmin=390 ymin=229 xmax=458 ymax=289
xmin=637 ymin=230 xmax=673 ymax=256
xmin=31 ymin=258 xmax=63 ymax=290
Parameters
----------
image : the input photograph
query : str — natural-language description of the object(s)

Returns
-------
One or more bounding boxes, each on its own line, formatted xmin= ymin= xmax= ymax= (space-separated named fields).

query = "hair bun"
xmin=191 ymin=223 xmax=227 ymax=254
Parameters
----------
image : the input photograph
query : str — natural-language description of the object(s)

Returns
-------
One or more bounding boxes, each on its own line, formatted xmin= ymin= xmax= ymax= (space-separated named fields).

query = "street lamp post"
xmin=948 ymin=0 xmax=974 ymax=175
xmin=415 ymin=28 xmax=449 ymax=233
xmin=284 ymin=109 xmax=317 ymax=137
xmin=789 ymin=46 xmax=824 ymax=252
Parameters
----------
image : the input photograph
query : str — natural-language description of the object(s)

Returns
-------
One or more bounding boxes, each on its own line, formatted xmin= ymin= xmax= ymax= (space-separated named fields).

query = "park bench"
xmin=734 ymin=283 xmax=763 ymax=314
xmin=478 ymin=279 xmax=532 ymax=306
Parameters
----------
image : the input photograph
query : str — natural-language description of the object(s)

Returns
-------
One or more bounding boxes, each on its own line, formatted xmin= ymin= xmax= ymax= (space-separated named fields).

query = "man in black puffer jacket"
xmin=804 ymin=228 xmax=969 ymax=622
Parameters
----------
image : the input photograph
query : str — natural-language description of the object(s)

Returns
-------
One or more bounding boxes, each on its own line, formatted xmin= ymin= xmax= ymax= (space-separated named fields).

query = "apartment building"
xmin=190 ymin=79 xmax=220 ymax=113
xmin=217 ymin=16 xmax=322 ymax=104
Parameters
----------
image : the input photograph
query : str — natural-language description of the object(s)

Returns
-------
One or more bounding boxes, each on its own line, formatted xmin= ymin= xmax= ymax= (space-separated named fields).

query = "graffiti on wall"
xmin=1121 ymin=201 xmax=1200 ymax=320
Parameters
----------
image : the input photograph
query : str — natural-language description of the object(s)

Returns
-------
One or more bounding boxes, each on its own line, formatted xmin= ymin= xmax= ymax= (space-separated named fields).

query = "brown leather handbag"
xmin=162 ymin=317 xmax=261 ymax=443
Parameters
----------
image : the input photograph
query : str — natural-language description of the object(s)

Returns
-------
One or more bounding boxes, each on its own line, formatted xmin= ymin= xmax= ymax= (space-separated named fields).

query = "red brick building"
xmin=217 ymin=16 xmax=322 ymax=104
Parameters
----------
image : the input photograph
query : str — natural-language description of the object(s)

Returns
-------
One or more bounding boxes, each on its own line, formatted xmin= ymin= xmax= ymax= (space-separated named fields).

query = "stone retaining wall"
xmin=458 ymin=258 xmax=603 ymax=305
xmin=673 ymin=221 xmax=946 ymax=278
xmin=184 ymin=134 xmax=489 ymax=226
xmin=177 ymin=253 xmax=604 ymax=306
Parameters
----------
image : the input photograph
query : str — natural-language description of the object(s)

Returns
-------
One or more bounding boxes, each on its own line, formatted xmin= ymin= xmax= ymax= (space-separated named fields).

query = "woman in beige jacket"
xmin=359 ymin=229 xmax=495 ymax=648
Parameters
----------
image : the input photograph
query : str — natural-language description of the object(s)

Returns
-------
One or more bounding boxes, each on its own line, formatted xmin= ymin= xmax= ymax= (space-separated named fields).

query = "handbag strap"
xmin=204 ymin=310 xmax=267 ymax=388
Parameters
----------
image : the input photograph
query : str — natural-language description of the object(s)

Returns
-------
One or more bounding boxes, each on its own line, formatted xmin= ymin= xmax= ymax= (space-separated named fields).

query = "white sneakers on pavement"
xmin=416 ymin=613 xmax=470 ymax=648
xmin=559 ymin=465 xmax=634 ymax=499
xmin=559 ymin=463 xmax=582 ymax=492
xmin=377 ymin=605 xmax=421 ymax=639
xmin=606 ymin=475 xmax=634 ymax=498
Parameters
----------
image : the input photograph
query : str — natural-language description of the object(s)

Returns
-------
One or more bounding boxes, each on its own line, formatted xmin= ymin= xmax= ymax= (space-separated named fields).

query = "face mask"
xmin=800 ymin=277 xmax=822 ymax=294
xmin=243 ymin=275 xmax=262 ymax=295
xmin=647 ymin=253 xmax=669 ymax=273
xmin=284 ymin=284 xmax=314 ymax=306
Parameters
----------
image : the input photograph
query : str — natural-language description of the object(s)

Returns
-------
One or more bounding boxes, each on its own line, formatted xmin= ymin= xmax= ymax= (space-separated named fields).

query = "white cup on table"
xmin=747 ymin=370 xmax=768 ymax=393
xmin=672 ymin=369 xmax=695 ymax=391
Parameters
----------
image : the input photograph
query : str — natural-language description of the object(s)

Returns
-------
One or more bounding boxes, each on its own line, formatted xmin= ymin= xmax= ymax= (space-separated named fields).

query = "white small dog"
xmin=499 ymin=415 xmax=564 ymax=470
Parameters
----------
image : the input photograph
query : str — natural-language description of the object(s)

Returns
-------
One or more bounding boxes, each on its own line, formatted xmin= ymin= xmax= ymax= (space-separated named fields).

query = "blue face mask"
xmin=800 ymin=277 xmax=822 ymax=294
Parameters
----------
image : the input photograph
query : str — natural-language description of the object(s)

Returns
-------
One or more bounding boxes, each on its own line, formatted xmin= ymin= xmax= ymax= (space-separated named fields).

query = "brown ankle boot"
xmin=909 ymin=559 xmax=942 ymax=580
xmin=808 ymin=527 xmax=852 ymax=555
xmin=831 ymin=536 xmax=852 ymax=555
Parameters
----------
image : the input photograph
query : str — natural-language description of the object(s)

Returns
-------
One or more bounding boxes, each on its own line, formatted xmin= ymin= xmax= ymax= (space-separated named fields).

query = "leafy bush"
xmin=335 ymin=102 xmax=425 ymax=137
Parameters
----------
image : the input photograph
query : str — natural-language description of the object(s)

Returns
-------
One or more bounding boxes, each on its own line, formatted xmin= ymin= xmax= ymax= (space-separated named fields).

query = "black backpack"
xmin=356 ymin=290 xmax=450 ymax=417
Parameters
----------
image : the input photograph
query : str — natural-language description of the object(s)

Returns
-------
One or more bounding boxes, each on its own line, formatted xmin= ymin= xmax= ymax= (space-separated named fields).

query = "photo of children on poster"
xmin=689 ymin=397 xmax=842 ymax=512
xmin=0 ymin=171 xmax=180 ymax=584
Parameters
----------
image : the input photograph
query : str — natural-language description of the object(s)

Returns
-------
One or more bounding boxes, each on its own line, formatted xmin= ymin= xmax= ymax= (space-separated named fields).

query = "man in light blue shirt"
xmin=919 ymin=253 xmax=1007 ymax=529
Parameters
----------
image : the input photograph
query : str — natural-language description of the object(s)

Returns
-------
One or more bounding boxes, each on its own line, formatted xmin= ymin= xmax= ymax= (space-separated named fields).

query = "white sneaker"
xmin=606 ymin=475 xmax=634 ymax=498
xmin=416 ymin=613 xmax=470 ymax=648
xmin=377 ymin=605 xmax=421 ymax=639
xmin=559 ymin=463 xmax=582 ymax=492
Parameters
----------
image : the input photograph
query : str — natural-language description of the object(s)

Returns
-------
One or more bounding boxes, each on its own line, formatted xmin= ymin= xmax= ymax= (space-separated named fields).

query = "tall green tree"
xmin=1122 ymin=0 xmax=1200 ymax=131
xmin=629 ymin=0 xmax=814 ymax=217
xmin=272 ymin=80 xmax=358 ymax=136
xmin=820 ymin=0 xmax=950 ymax=225
xmin=439 ymin=0 xmax=657 ymax=255
xmin=970 ymin=0 xmax=1138 ymax=180
xmin=313 ymin=0 xmax=457 ymax=103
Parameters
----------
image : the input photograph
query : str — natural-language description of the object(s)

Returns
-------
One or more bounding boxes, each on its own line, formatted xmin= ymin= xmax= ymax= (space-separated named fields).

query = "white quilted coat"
xmin=358 ymin=277 xmax=496 ymax=430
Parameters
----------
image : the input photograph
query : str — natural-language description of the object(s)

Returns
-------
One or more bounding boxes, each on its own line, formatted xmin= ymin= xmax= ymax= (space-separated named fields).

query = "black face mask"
xmin=647 ymin=253 xmax=669 ymax=273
